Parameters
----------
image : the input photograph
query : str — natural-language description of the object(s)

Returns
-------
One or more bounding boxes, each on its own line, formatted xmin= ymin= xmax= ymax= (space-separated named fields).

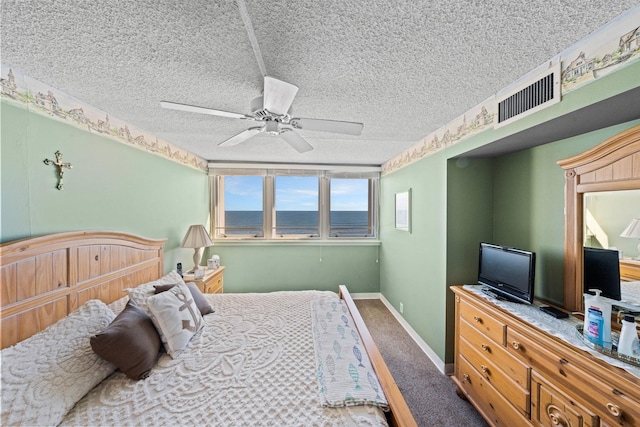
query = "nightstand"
xmin=183 ymin=266 xmax=224 ymax=294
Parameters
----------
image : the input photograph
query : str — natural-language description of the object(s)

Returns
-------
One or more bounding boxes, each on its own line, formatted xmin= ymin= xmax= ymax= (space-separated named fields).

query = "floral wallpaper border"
xmin=0 ymin=65 xmax=208 ymax=173
xmin=382 ymin=8 xmax=640 ymax=176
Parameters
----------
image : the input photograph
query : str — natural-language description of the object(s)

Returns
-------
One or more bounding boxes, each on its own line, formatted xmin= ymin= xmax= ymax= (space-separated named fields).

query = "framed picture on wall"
xmin=395 ymin=189 xmax=411 ymax=232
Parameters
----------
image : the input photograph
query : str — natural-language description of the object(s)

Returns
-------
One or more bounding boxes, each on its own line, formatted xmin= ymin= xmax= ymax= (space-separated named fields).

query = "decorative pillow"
xmin=127 ymin=270 xmax=185 ymax=314
xmin=90 ymin=303 xmax=161 ymax=380
xmin=146 ymin=281 xmax=204 ymax=358
xmin=154 ymin=282 xmax=214 ymax=315
xmin=1 ymin=300 xmax=116 ymax=427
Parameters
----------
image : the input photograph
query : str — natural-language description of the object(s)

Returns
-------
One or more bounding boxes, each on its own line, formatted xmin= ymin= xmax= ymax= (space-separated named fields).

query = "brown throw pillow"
xmin=90 ymin=303 xmax=161 ymax=380
xmin=154 ymin=282 xmax=214 ymax=316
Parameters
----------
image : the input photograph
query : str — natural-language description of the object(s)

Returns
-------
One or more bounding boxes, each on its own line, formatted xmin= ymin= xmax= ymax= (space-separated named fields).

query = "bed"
xmin=0 ymin=231 xmax=417 ymax=427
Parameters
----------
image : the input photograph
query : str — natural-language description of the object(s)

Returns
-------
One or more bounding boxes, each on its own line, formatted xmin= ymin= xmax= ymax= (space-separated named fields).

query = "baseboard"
xmin=352 ymin=292 xmax=451 ymax=375
xmin=350 ymin=292 xmax=380 ymax=300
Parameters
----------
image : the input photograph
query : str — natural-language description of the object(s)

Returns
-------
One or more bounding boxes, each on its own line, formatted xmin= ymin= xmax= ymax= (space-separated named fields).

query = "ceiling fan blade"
xmin=218 ymin=127 xmax=263 ymax=147
xmin=263 ymin=76 xmax=298 ymax=115
xmin=291 ymin=117 xmax=364 ymax=135
xmin=280 ymin=130 xmax=313 ymax=153
xmin=160 ymin=101 xmax=248 ymax=119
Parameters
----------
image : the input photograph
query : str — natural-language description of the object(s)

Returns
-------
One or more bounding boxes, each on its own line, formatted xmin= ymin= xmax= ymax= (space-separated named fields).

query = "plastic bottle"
xmin=618 ymin=314 xmax=639 ymax=358
xmin=583 ymin=289 xmax=612 ymax=347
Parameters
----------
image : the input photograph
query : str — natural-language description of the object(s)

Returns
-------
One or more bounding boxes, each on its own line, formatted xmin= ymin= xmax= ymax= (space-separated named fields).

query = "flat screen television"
xmin=478 ymin=242 xmax=536 ymax=304
xmin=583 ymin=247 xmax=620 ymax=301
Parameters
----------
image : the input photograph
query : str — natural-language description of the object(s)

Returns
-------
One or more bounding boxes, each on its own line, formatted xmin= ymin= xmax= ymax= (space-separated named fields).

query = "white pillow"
xmin=146 ymin=281 xmax=204 ymax=358
xmin=1 ymin=300 xmax=116 ymax=426
xmin=127 ymin=270 xmax=185 ymax=314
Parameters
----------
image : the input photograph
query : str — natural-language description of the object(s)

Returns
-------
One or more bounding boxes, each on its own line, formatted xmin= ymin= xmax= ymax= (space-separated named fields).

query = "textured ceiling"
xmin=2 ymin=1 xmax=638 ymax=166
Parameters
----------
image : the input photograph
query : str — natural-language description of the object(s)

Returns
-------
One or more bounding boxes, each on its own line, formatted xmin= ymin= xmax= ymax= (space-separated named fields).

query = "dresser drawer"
xmin=459 ymin=335 xmax=530 ymax=414
xmin=531 ymin=371 xmax=598 ymax=427
xmin=506 ymin=327 xmax=640 ymax=426
xmin=459 ymin=296 xmax=506 ymax=346
xmin=459 ymin=318 xmax=529 ymax=390
xmin=457 ymin=354 xmax=531 ymax=427
xmin=204 ymin=275 xmax=223 ymax=294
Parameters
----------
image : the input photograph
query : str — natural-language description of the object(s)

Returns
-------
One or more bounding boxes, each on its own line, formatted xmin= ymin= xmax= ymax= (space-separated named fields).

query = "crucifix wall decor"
xmin=43 ymin=151 xmax=73 ymax=190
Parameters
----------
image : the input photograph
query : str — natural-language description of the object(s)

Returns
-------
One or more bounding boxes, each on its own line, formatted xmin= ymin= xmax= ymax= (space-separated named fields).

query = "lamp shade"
xmin=181 ymin=225 xmax=213 ymax=272
xmin=181 ymin=225 xmax=214 ymax=248
xmin=620 ymin=219 xmax=640 ymax=238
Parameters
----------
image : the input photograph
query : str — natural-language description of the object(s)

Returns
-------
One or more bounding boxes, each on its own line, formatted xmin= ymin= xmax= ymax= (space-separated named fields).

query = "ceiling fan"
xmin=160 ymin=76 xmax=364 ymax=153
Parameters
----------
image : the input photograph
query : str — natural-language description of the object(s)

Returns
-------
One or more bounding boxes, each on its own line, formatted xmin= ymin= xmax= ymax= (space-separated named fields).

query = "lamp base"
xmin=190 ymin=247 xmax=203 ymax=273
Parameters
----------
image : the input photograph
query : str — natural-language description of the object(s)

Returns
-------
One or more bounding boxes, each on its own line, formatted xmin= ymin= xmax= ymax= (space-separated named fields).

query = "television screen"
xmin=583 ymin=247 xmax=620 ymax=301
xmin=478 ymin=242 xmax=536 ymax=304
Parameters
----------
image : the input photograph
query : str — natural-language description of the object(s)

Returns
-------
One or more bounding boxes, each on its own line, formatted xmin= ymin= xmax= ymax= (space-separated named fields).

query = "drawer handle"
xmin=481 ymin=365 xmax=489 ymax=374
xmin=511 ymin=341 xmax=521 ymax=350
xmin=481 ymin=344 xmax=489 ymax=352
xmin=547 ymin=404 xmax=569 ymax=427
xmin=606 ymin=403 xmax=622 ymax=418
xmin=473 ymin=316 xmax=482 ymax=323
xmin=462 ymin=374 xmax=470 ymax=383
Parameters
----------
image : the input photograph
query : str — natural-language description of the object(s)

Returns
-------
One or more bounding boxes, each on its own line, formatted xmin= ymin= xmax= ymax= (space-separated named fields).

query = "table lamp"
xmin=620 ymin=218 xmax=640 ymax=260
xmin=181 ymin=225 xmax=214 ymax=272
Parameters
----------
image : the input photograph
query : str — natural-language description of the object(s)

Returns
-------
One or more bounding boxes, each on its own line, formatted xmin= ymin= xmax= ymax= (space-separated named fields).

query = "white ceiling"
xmin=2 ymin=1 xmax=638 ymax=166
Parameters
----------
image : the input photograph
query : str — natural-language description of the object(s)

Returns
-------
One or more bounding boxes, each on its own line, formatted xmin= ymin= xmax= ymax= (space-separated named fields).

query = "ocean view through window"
xmin=275 ymin=176 xmax=319 ymax=236
xmin=221 ymin=175 xmax=263 ymax=236
xmin=212 ymin=168 xmax=379 ymax=240
xmin=330 ymin=178 xmax=371 ymax=236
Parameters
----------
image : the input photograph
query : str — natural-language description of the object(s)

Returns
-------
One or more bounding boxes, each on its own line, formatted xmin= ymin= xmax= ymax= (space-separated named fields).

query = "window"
xmin=216 ymin=175 xmax=264 ymax=237
xmin=274 ymin=176 xmax=319 ymax=237
xmin=211 ymin=167 xmax=379 ymax=240
xmin=329 ymin=178 xmax=374 ymax=237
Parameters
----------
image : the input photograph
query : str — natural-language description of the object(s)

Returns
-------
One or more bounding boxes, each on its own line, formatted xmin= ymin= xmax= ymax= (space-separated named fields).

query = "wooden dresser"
xmin=183 ymin=266 xmax=224 ymax=294
xmin=451 ymin=286 xmax=640 ymax=427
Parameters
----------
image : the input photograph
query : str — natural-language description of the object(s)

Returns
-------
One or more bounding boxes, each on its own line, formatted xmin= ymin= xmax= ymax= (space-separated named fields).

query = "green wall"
xmin=380 ymin=60 xmax=640 ymax=365
xmin=1 ymin=100 xmax=210 ymax=272
xmin=205 ymin=243 xmax=380 ymax=293
xmin=2 ymin=59 xmax=639 ymax=367
xmin=1 ymin=99 xmax=381 ymax=293
xmin=379 ymin=150 xmax=448 ymax=358
xmin=491 ymin=121 xmax=640 ymax=305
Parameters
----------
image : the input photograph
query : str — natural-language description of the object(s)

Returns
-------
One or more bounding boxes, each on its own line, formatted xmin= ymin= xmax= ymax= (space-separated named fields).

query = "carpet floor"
xmin=355 ymin=299 xmax=488 ymax=427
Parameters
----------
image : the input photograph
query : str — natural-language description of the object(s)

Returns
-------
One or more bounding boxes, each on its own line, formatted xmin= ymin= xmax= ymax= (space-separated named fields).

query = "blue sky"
xmin=224 ymin=176 xmax=368 ymax=211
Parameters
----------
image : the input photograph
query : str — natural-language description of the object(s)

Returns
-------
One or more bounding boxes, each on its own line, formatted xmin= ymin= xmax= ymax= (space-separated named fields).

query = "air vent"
xmin=495 ymin=61 xmax=561 ymax=128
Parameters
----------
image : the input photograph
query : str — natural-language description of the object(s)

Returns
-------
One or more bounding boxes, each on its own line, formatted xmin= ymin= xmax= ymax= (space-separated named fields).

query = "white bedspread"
xmin=61 ymin=291 xmax=388 ymax=427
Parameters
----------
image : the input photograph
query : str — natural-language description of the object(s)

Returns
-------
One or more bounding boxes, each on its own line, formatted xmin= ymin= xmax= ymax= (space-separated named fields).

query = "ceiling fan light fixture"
xmin=265 ymin=120 xmax=279 ymax=134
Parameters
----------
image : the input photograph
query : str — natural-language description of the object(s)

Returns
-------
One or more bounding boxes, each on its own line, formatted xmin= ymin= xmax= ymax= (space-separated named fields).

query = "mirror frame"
xmin=557 ymin=125 xmax=640 ymax=312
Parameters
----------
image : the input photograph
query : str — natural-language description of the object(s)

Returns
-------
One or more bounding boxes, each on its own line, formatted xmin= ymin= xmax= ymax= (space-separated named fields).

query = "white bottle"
xmin=618 ymin=314 xmax=639 ymax=358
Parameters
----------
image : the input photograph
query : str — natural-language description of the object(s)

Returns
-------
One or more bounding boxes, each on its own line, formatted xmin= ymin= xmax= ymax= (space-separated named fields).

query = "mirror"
xmin=558 ymin=125 xmax=640 ymax=312
xmin=584 ymin=190 xmax=640 ymax=307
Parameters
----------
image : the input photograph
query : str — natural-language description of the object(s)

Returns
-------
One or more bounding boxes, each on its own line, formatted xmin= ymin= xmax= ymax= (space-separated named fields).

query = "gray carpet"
xmin=354 ymin=299 xmax=488 ymax=427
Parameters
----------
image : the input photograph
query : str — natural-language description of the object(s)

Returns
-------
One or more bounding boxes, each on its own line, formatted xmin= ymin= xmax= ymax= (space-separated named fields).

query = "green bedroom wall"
xmin=379 ymin=150 xmax=448 ymax=358
xmin=2 ymin=59 xmax=638 ymax=366
xmin=205 ymin=243 xmax=380 ymax=293
xmin=379 ymin=60 xmax=640 ymax=365
xmin=0 ymin=100 xmax=210 ymax=272
xmin=491 ymin=120 xmax=640 ymax=305
xmin=1 ymin=99 xmax=381 ymax=293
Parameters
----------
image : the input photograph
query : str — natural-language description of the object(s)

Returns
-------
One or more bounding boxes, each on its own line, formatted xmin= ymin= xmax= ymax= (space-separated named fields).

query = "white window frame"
xmin=209 ymin=164 xmax=379 ymax=241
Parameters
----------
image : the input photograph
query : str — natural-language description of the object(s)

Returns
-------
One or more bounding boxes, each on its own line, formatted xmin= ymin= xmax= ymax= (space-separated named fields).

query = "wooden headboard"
xmin=0 ymin=231 xmax=166 ymax=349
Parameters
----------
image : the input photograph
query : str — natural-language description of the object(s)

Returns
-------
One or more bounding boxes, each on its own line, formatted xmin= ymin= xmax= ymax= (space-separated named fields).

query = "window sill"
xmin=212 ymin=239 xmax=381 ymax=247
